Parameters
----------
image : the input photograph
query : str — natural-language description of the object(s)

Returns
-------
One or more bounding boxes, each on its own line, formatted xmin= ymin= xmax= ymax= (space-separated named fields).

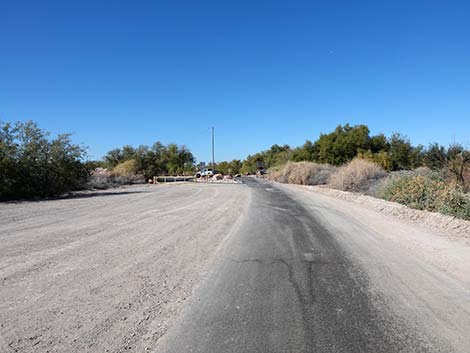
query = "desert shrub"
xmin=86 ymin=174 xmax=112 ymax=190
xmin=357 ymin=150 xmax=393 ymax=171
xmin=269 ymin=161 xmax=336 ymax=185
xmin=446 ymin=148 xmax=470 ymax=192
xmin=86 ymin=164 xmax=144 ymax=189
xmin=268 ymin=164 xmax=289 ymax=183
xmin=379 ymin=175 xmax=445 ymax=211
xmin=112 ymin=174 xmax=145 ymax=185
xmin=378 ymin=175 xmax=470 ymax=220
xmin=437 ymin=186 xmax=470 ymax=220
xmin=111 ymin=159 xmax=145 ymax=184
xmin=0 ymin=120 xmax=88 ymax=200
xmin=327 ymin=158 xmax=388 ymax=192
xmin=86 ymin=174 xmax=145 ymax=189
xmin=112 ymin=159 xmax=138 ymax=178
xmin=85 ymin=168 xmax=112 ymax=189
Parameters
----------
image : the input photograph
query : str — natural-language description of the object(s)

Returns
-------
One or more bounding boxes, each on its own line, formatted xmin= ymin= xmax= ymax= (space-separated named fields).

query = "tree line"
xmin=1 ymin=120 xmax=468 ymax=200
xmin=0 ymin=121 xmax=195 ymax=200
xmin=101 ymin=142 xmax=195 ymax=179
xmin=233 ymin=124 xmax=469 ymax=181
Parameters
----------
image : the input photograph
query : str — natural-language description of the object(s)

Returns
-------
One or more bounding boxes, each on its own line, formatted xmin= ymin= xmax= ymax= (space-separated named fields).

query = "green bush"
xmin=215 ymin=159 xmax=242 ymax=175
xmin=379 ymin=175 xmax=470 ymax=220
xmin=0 ymin=121 xmax=88 ymax=200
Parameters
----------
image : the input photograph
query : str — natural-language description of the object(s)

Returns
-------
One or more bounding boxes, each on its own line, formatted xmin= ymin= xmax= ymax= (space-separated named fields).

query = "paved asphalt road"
xmin=159 ymin=177 xmax=469 ymax=353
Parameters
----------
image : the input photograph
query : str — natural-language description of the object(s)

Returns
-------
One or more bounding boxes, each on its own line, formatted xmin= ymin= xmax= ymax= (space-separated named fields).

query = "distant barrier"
xmin=153 ymin=176 xmax=196 ymax=183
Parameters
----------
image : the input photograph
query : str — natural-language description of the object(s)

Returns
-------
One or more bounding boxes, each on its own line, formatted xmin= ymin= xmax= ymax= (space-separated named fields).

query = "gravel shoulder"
xmin=0 ymin=183 xmax=250 ymax=353
xmin=302 ymin=184 xmax=470 ymax=240
xmin=277 ymin=182 xmax=470 ymax=289
xmin=275 ymin=181 xmax=470 ymax=351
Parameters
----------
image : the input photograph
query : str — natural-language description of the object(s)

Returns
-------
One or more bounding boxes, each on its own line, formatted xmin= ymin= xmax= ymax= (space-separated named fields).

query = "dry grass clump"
xmin=269 ymin=161 xmax=336 ymax=185
xmin=112 ymin=159 xmax=139 ymax=178
xmin=327 ymin=158 xmax=387 ymax=193
xmin=86 ymin=160 xmax=145 ymax=189
xmin=112 ymin=160 xmax=145 ymax=184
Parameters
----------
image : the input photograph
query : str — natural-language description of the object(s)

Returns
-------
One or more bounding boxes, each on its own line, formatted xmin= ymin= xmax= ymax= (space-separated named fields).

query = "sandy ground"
xmin=0 ymin=184 xmax=250 ymax=353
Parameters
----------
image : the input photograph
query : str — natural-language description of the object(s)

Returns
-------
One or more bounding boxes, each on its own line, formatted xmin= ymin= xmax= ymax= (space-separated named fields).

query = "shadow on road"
xmin=2 ymin=190 xmax=148 ymax=204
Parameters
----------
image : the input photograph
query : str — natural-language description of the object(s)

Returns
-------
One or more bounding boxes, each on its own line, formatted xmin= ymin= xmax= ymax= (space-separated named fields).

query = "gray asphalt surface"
xmin=159 ymin=177 xmax=470 ymax=353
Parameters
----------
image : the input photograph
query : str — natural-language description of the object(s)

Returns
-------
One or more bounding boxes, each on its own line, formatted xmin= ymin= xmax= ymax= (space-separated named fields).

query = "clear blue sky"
xmin=1 ymin=1 xmax=469 ymax=162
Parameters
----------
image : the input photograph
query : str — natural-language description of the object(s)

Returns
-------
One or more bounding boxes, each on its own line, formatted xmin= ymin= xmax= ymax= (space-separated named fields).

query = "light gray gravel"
xmin=0 ymin=183 xmax=250 ymax=353
xmin=294 ymin=184 xmax=470 ymax=240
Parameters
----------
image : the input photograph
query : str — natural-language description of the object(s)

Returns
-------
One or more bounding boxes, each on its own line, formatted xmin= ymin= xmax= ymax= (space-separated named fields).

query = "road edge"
xmin=270 ymin=181 xmax=470 ymax=240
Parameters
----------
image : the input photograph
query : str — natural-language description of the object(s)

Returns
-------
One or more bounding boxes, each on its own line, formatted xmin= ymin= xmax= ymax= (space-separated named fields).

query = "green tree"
xmin=229 ymin=159 xmax=243 ymax=175
xmin=216 ymin=159 xmax=242 ymax=175
xmin=0 ymin=122 xmax=19 ymax=198
xmin=264 ymin=144 xmax=292 ymax=168
xmin=370 ymin=133 xmax=389 ymax=153
xmin=103 ymin=142 xmax=195 ymax=178
xmin=388 ymin=133 xmax=423 ymax=170
xmin=291 ymin=140 xmax=317 ymax=162
xmin=104 ymin=148 xmax=124 ymax=168
xmin=423 ymin=143 xmax=447 ymax=170
xmin=314 ymin=124 xmax=371 ymax=165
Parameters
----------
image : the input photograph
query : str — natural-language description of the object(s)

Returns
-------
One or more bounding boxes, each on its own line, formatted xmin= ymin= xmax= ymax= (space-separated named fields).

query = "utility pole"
xmin=211 ymin=127 xmax=215 ymax=170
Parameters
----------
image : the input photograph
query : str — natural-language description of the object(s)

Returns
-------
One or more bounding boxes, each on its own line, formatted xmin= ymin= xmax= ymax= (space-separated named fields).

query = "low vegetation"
xmin=269 ymin=161 xmax=336 ymax=185
xmin=378 ymin=174 xmax=470 ymax=220
xmin=268 ymin=159 xmax=470 ymax=221
xmin=267 ymin=158 xmax=470 ymax=221
xmin=327 ymin=158 xmax=387 ymax=193
xmin=215 ymin=159 xmax=243 ymax=175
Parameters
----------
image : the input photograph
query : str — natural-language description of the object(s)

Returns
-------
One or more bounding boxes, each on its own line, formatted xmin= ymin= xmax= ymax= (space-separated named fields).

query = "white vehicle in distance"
xmin=196 ymin=169 xmax=217 ymax=178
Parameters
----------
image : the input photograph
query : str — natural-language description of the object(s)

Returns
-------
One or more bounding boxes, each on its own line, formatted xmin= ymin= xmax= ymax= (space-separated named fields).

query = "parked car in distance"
xmin=196 ymin=169 xmax=217 ymax=178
